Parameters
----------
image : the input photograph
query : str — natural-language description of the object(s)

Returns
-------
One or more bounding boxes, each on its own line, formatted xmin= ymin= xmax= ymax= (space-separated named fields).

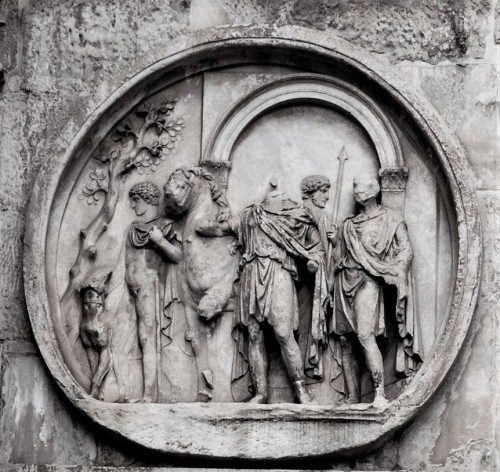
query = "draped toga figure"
xmin=197 ymin=188 xmax=329 ymax=404
xmin=299 ymin=175 xmax=338 ymax=383
xmin=331 ymin=174 xmax=423 ymax=407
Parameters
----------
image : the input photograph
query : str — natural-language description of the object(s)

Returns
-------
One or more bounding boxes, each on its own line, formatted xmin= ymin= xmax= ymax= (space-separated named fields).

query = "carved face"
xmin=163 ymin=176 xmax=192 ymax=216
xmin=310 ymin=186 xmax=330 ymax=208
xmin=130 ymin=194 xmax=154 ymax=218
xmin=353 ymin=175 xmax=380 ymax=205
xmin=82 ymin=289 xmax=104 ymax=318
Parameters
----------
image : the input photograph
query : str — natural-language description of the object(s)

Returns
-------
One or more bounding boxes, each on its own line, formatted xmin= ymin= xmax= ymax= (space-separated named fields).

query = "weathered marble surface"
xmin=191 ymin=0 xmax=491 ymax=63
xmin=0 ymin=0 xmax=498 ymax=470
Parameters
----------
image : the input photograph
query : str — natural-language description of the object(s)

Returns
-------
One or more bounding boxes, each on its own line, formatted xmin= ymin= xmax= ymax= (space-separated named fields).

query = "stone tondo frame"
xmin=24 ymin=26 xmax=481 ymax=460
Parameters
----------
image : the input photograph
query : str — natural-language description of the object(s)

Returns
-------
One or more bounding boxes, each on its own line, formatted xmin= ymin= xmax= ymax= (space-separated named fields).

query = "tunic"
xmin=231 ymin=192 xmax=330 ymax=382
xmin=332 ymin=205 xmax=423 ymax=376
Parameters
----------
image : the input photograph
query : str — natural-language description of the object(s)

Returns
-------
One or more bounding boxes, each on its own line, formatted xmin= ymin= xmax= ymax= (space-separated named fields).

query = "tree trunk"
xmin=58 ymin=158 xmax=125 ymax=391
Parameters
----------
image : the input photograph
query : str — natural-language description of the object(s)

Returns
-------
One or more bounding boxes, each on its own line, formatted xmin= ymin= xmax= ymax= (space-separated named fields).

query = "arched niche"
xmin=203 ymin=73 xmax=408 ymax=210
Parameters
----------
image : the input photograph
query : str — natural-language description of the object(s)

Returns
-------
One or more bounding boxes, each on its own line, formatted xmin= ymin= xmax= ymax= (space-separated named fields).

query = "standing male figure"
xmin=331 ymin=173 xmax=422 ymax=407
xmin=197 ymin=187 xmax=329 ymax=404
xmin=125 ymin=181 xmax=181 ymax=402
xmin=298 ymin=175 xmax=338 ymax=382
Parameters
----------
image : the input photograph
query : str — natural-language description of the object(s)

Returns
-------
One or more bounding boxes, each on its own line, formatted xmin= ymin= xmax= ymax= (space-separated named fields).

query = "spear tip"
xmin=337 ymin=146 xmax=349 ymax=162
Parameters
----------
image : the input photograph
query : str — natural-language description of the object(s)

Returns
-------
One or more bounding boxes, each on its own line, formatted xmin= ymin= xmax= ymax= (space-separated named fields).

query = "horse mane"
xmin=170 ymin=166 xmax=232 ymax=220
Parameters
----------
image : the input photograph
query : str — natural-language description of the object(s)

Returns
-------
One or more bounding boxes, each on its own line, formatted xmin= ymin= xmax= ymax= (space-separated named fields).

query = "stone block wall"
xmin=0 ymin=1 xmax=498 ymax=469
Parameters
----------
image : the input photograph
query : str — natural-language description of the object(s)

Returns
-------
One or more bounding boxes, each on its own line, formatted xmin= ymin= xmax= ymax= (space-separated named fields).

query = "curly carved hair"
xmin=300 ymin=175 xmax=331 ymax=200
xmin=129 ymin=181 xmax=160 ymax=206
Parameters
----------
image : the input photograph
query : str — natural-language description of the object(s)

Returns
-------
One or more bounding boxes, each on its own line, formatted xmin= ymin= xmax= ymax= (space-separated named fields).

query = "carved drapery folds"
xmin=24 ymin=27 xmax=481 ymax=459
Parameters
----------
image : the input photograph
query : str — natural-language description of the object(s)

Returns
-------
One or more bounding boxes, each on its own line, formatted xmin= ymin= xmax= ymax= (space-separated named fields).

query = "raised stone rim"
xmin=23 ymin=25 xmax=482 ymax=460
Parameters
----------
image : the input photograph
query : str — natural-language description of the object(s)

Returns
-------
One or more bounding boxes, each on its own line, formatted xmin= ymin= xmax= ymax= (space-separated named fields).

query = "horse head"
xmin=163 ymin=166 xmax=231 ymax=220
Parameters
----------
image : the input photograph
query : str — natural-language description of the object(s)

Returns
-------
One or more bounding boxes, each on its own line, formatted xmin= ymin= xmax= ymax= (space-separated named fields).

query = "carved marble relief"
xmin=51 ymin=70 xmax=431 ymax=408
xmin=24 ymin=29 xmax=481 ymax=459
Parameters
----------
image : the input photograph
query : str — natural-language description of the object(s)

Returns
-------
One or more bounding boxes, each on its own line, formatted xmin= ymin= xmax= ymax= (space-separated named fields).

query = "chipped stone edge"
xmin=22 ymin=25 xmax=482 ymax=460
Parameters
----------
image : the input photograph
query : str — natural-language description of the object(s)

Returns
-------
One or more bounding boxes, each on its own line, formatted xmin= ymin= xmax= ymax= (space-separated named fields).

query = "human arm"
xmin=305 ymin=224 xmax=324 ymax=273
xmin=195 ymin=215 xmax=239 ymax=237
xmin=383 ymin=220 xmax=414 ymax=287
xmin=149 ymin=227 xmax=182 ymax=263
xmin=392 ymin=221 xmax=414 ymax=276
xmin=394 ymin=221 xmax=413 ymax=273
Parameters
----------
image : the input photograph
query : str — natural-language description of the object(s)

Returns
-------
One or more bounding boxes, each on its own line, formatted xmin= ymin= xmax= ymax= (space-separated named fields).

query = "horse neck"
xmin=185 ymin=182 xmax=216 ymax=227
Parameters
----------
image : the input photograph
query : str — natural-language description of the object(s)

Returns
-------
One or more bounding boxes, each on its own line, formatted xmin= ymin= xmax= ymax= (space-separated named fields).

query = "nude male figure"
xmin=125 ymin=181 xmax=181 ymax=402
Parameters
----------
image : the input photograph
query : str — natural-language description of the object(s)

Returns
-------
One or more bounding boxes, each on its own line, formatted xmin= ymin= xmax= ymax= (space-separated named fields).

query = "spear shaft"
xmin=332 ymin=146 xmax=349 ymax=226
xmin=326 ymin=147 xmax=348 ymax=268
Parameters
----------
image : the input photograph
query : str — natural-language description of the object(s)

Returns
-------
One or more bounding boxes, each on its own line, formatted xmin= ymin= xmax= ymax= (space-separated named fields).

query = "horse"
xmin=163 ymin=166 xmax=237 ymax=401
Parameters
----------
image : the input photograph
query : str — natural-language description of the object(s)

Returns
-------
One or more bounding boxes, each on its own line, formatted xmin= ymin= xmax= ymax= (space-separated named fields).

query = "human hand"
xmin=149 ymin=227 xmax=164 ymax=245
xmin=385 ymin=269 xmax=406 ymax=287
xmin=195 ymin=219 xmax=230 ymax=237
xmin=327 ymin=224 xmax=338 ymax=243
xmin=307 ymin=260 xmax=319 ymax=274
xmin=216 ymin=207 xmax=231 ymax=223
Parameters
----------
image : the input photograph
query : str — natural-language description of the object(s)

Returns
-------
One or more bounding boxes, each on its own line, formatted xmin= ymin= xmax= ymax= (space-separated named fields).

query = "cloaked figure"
xmin=197 ymin=183 xmax=329 ymax=404
xmin=298 ymin=175 xmax=338 ymax=384
xmin=331 ymin=173 xmax=422 ymax=407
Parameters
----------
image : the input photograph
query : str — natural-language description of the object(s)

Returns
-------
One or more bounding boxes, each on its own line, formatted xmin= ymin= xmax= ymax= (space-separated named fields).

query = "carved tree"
xmin=59 ymin=98 xmax=185 ymax=390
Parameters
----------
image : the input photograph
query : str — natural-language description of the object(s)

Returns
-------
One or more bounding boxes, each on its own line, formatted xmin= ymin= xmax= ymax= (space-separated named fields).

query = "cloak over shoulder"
xmin=332 ymin=205 xmax=423 ymax=377
xmin=231 ymin=193 xmax=330 ymax=385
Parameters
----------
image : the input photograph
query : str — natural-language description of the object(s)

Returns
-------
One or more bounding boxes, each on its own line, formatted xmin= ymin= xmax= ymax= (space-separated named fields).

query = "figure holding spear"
xmin=298 ymin=147 xmax=348 ymax=385
xmin=300 ymin=147 xmax=349 ymax=283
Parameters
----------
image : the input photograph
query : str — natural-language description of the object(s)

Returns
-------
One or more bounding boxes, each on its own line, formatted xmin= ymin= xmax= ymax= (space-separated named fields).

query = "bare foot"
xmin=344 ymin=394 xmax=359 ymax=405
xmin=296 ymin=391 xmax=313 ymax=404
xmin=372 ymin=394 xmax=390 ymax=409
xmin=292 ymin=380 xmax=313 ymax=404
xmin=117 ymin=394 xmax=131 ymax=403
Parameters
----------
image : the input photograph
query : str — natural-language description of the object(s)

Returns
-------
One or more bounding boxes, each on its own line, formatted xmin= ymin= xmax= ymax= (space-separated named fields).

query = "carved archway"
xmin=204 ymin=74 xmax=403 ymax=169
